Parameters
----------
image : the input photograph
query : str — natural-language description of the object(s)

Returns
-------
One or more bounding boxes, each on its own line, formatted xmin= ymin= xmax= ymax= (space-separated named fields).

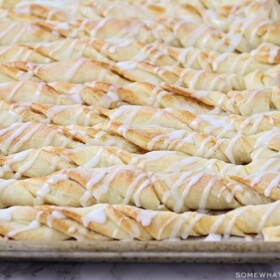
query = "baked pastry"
xmin=1 ymin=59 xmax=279 ymax=93
xmin=0 ymin=120 xmax=278 ymax=164
xmin=0 ymin=121 xmax=144 ymax=155
xmin=0 ymin=101 xmax=278 ymax=138
xmin=0 ymin=80 xmax=278 ymax=116
xmin=0 ymin=39 xmax=279 ymax=77
xmin=1 ymin=16 xmax=279 ymax=51
xmin=93 ymin=121 xmax=280 ymax=164
xmin=0 ymin=0 xmax=278 ymax=243
xmin=4 ymin=1 xmax=280 ymax=28
xmin=1 ymin=146 xmax=279 ymax=179
xmin=0 ymin=201 xmax=280 ymax=240
xmin=0 ymin=165 xmax=277 ymax=211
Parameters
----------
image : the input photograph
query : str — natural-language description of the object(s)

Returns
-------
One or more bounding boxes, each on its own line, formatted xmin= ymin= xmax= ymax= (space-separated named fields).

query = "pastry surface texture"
xmin=0 ymin=0 xmax=279 ymax=242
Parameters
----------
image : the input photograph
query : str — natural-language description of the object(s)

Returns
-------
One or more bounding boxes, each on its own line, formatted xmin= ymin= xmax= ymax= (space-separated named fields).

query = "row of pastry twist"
xmin=0 ymin=0 xmax=279 ymax=241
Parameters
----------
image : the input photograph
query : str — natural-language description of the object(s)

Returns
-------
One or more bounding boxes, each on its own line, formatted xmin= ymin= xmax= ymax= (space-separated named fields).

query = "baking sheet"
xmin=0 ymin=240 xmax=280 ymax=263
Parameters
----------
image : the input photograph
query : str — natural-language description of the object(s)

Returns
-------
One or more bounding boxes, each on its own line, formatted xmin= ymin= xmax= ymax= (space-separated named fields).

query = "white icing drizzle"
xmin=197 ymin=136 xmax=213 ymax=156
xmin=90 ymin=18 xmax=110 ymax=37
xmin=204 ymin=233 xmax=222 ymax=241
xmin=250 ymin=20 xmax=270 ymax=44
xmin=46 ymin=210 xmax=66 ymax=227
xmin=198 ymin=178 xmax=217 ymax=209
xmin=198 ymin=114 xmax=235 ymax=137
xmin=209 ymin=213 xmax=225 ymax=235
xmin=156 ymin=215 xmax=177 ymax=240
xmin=212 ymin=52 xmax=230 ymax=72
xmin=178 ymin=47 xmax=199 ymax=68
xmin=185 ymin=24 xmax=209 ymax=48
xmin=14 ymin=149 xmax=41 ymax=179
xmin=132 ymin=176 xmax=151 ymax=207
xmin=83 ymin=148 xmax=103 ymax=168
xmin=35 ymin=173 xmax=68 ymax=204
xmin=180 ymin=172 xmax=205 ymax=209
xmin=122 ymin=173 xmax=147 ymax=206
xmin=0 ymin=123 xmax=30 ymax=152
xmin=223 ymin=208 xmax=245 ymax=239
xmin=257 ymin=200 xmax=280 ymax=232
xmin=264 ymin=175 xmax=280 ymax=197
xmin=0 ymin=207 xmax=14 ymax=221
xmin=116 ymin=61 xmax=137 ymax=71
xmin=82 ymin=205 xmax=107 ymax=227
xmin=63 ymin=58 xmax=86 ymax=82
xmin=224 ymin=133 xmax=241 ymax=164
xmin=0 ymin=150 xmax=27 ymax=177
xmin=181 ymin=212 xmax=203 ymax=239
xmin=0 ymin=22 xmax=18 ymax=41
xmin=268 ymin=48 xmax=279 ymax=64
xmin=93 ymin=166 xmax=122 ymax=201
xmin=79 ymin=169 xmax=106 ymax=207
xmin=161 ymin=171 xmax=191 ymax=210
xmin=136 ymin=209 xmax=157 ymax=227
xmin=258 ymin=157 xmax=280 ymax=173
xmin=6 ymin=81 xmax=25 ymax=101
xmin=8 ymin=220 xmax=40 ymax=238
xmin=226 ymin=185 xmax=244 ymax=203
xmin=254 ymin=128 xmax=279 ymax=149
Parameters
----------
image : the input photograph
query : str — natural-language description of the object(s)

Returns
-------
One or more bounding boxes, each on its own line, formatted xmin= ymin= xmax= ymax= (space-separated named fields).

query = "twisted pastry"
xmin=163 ymin=18 xmax=278 ymax=52
xmin=0 ymin=121 xmax=143 ymax=155
xmin=95 ymin=121 xmax=280 ymax=164
xmin=0 ymin=18 xmax=178 ymax=46
xmin=228 ymin=17 xmax=280 ymax=47
xmin=0 ymin=20 xmax=62 ymax=45
xmin=1 ymin=59 xmax=279 ymax=93
xmin=73 ymin=39 xmax=280 ymax=74
xmin=210 ymin=0 xmax=280 ymax=21
xmin=0 ymin=165 xmax=276 ymax=211
xmin=0 ymin=80 xmax=128 ymax=108
xmin=0 ymin=101 xmax=109 ymax=127
xmin=201 ymin=0 xmax=276 ymax=10
xmin=0 ymin=101 xmax=278 ymax=138
xmin=251 ymin=42 xmax=280 ymax=64
xmin=164 ymin=44 xmax=280 ymax=75
xmin=5 ymin=0 xmax=280 ymax=29
xmin=0 ymin=59 xmax=129 ymax=84
xmin=0 ymin=39 xmax=109 ymax=64
xmin=0 ymin=120 xmax=278 ymax=163
xmin=1 ymin=201 xmax=280 ymax=240
xmin=0 ymin=37 xmax=278 ymax=76
xmin=0 ymin=17 xmax=269 ymax=51
xmin=167 ymin=17 xmax=280 ymax=47
xmin=162 ymin=84 xmax=280 ymax=116
xmin=91 ymin=0 xmax=280 ymax=20
xmin=5 ymin=0 xmax=280 ymax=35
xmin=165 ymin=109 xmax=279 ymax=137
xmin=72 ymin=105 xmax=280 ymax=137
xmin=0 ymin=146 xmax=279 ymax=179
xmin=0 ymin=80 xmax=278 ymax=116
xmin=0 ymin=2 xmax=203 ymax=22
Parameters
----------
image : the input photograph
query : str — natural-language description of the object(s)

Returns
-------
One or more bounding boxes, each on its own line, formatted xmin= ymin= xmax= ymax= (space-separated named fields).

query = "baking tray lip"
xmin=0 ymin=240 xmax=280 ymax=263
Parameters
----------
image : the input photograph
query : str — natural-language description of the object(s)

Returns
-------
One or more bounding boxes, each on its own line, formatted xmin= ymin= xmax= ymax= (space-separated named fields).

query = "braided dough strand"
xmin=0 ymin=146 xmax=279 ymax=179
xmin=1 ymin=201 xmax=280 ymax=240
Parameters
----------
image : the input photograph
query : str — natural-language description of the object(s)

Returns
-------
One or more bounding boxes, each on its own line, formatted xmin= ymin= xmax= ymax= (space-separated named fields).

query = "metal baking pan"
xmin=0 ymin=240 xmax=280 ymax=263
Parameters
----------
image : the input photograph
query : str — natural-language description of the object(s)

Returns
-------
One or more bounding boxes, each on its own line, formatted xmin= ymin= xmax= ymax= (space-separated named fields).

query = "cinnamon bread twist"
xmin=0 ymin=201 xmax=280 ymax=240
